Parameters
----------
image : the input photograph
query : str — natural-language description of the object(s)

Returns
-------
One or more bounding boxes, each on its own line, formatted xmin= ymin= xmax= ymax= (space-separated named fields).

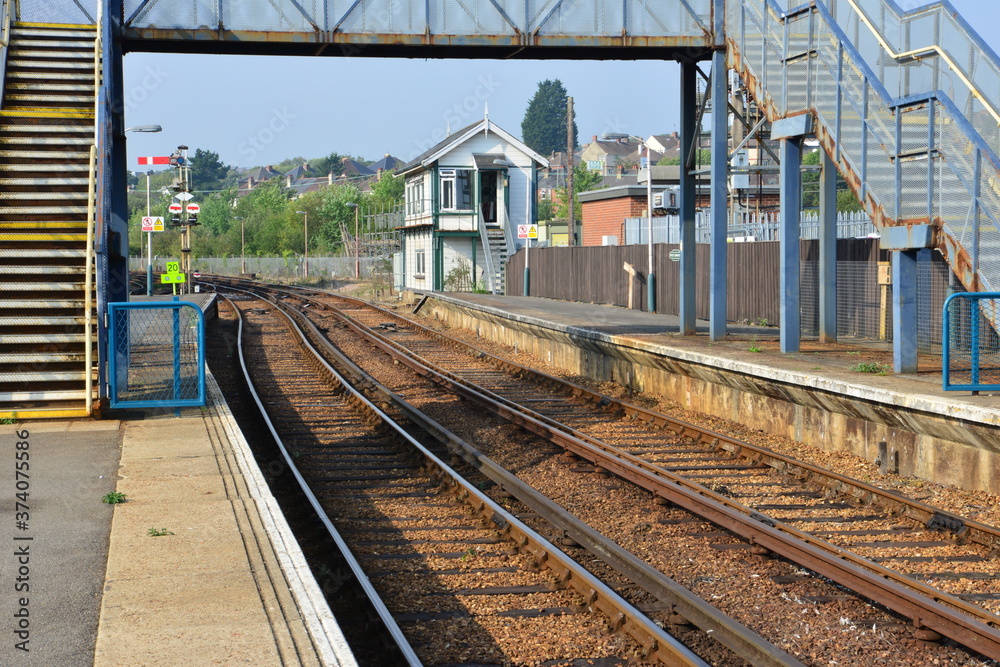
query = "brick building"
xmin=577 ymin=186 xmax=649 ymax=246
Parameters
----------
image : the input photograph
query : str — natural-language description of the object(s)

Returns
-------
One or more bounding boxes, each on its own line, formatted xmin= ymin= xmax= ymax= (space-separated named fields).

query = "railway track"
xmin=208 ymin=277 xmax=1000 ymax=664
xmin=225 ymin=292 xmax=786 ymax=665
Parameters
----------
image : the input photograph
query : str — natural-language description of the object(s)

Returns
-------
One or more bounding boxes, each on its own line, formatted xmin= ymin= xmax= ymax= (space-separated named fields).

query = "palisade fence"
xmin=507 ymin=239 xmax=956 ymax=353
xmin=130 ymin=256 xmax=386 ymax=280
xmin=623 ymin=211 xmax=878 ymax=245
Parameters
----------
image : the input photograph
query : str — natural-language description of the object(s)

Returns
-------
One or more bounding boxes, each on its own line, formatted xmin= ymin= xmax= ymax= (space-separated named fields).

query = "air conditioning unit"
xmin=652 ymin=186 xmax=679 ymax=213
xmin=602 ymin=235 xmax=618 ymax=246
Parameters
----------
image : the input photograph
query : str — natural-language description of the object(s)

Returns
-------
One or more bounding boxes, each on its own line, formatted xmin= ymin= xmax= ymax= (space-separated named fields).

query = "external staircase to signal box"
xmin=0 ymin=22 xmax=97 ymax=419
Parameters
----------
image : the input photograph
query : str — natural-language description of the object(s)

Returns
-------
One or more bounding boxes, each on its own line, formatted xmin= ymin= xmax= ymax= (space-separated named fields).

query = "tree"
xmin=555 ymin=164 xmax=605 ymax=221
xmin=190 ymin=148 xmax=234 ymax=193
xmin=801 ymin=149 xmax=864 ymax=212
xmin=537 ymin=199 xmax=554 ymax=222
xmin=369 ymin=172 xmax=404 ymax=206
xmin=521 ymin=80 xmax=577 ymax=156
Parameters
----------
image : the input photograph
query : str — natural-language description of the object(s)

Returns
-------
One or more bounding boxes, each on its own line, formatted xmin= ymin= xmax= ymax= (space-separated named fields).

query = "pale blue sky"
xmin=122 ymin=0 xmax=1000 ymax=170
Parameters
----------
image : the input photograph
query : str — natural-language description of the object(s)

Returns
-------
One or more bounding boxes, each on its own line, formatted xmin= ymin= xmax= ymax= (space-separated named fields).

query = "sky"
xmin=121 ymin=0 xmax=1000 ymax=171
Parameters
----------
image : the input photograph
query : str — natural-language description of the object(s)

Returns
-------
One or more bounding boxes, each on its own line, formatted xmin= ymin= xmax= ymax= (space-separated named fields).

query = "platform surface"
xmin=0 ymin=374 xmax=354 ymax=666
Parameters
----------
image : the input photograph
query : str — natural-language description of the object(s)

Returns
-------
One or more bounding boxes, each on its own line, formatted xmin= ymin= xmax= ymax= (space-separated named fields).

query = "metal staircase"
xmin=726 ymin=0 xmax=1000 ymax=296
xmin=0 ymin=22 xmax=97 ymax=419
xmin=483 ymin=226 xmax=507 ymax=294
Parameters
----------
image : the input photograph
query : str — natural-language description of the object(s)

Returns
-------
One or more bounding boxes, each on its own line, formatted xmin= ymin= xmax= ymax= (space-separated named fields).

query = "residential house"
xmin=397 ymin=116 xmax=548 ymax=293
xmin=579 ymin=135 xmax=641 ymax=175
xmin=645 ymin=132 xmax=680 ymax=158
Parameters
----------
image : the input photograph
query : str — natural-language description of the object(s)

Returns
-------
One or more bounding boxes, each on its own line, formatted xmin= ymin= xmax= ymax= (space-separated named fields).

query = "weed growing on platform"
xmin=102 ymin=492 xmax=127 ymax=504
xmin=147 ymin=527 xmax=174 ymax=537
xmin=852 ymin=361 xmax=891 ymax=375
xmin=0 ymin=415 xmax=15 ymax=425
xmin=748 ymin=336 xmax=762 ymax=353
xmin=756 ymin=317 xmax=768 ymax=327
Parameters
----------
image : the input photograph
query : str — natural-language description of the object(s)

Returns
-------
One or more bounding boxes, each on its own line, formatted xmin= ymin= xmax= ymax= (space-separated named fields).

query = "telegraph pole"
xmin=566 ymin=96 xmax=575 ymax=245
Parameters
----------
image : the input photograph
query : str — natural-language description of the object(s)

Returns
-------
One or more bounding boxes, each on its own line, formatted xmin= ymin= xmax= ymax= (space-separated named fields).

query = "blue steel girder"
xmin=117 ymin=0 xmax=716 ymax=54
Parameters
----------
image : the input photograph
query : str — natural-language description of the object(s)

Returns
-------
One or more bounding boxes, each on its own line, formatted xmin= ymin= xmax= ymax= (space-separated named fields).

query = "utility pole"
xmin=566 ymin=96 xmax=575 ymax=245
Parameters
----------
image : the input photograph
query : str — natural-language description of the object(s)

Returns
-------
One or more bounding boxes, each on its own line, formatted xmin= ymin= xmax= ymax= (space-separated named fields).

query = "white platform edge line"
xmin=205 ymin=372 xmax=358 ymax=667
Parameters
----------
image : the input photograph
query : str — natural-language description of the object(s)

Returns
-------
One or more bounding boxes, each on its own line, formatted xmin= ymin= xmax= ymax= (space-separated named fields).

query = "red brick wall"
xmin=581 ymin=196 xmax=647 ymax=246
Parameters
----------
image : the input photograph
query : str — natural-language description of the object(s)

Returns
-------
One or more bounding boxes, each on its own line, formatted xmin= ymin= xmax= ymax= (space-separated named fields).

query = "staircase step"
xmin=0 ymin=150 xmax=90 ymax=160
xmin=0 ymin=231 xmax=88 ymax=239
xmin=0 ymin=108 xmax=94 ymax=119
xmin=0 ymin=299 xmax=84 ymax=308
xmin=0 ymin=122 xmax=92 ymax=133
xmin=7 ymin=59 xmax=92 ymax=71
xmin=0 ymin=352 xmax=88 ymax=363
xmin=0 ymin=314 xmax=86 ymax=323
xmin=7 ymin=49 xmax=92 ymax=60
xmin=0 ymin=248 xmax=85 ymax=258
xmin=0 ymin=334 xmax=87 ymax=345
xmin=12 ymin=24 xmax=96 ymax=38
xmin=5 ymin=94 xmax=93 ymax=105
xmin=0 ymin=265 xmax=85 ymax=274
xmin=0 ymin=177 xmax=89 ymax=186
xmin=0 ymin=390 xmax=89 ymax=402
xmin=6 ymin=70 xmax=95 ymax=82
xmin=9 ymin=39 xmax=97 ymax=50
xmin=0 ymin=136 xmax=93 ymax=146
xmin=0 ymin=164 xmax=90 ymax=172
xmin=0 ymin=282 xmax=84 ymax=291
xmin=0 ymin=222 xmax=88 ymax=229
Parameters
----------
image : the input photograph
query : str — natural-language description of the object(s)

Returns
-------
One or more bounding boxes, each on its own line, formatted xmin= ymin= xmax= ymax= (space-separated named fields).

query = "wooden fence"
xmin=507 ymin=239 xmax=907 ymax=327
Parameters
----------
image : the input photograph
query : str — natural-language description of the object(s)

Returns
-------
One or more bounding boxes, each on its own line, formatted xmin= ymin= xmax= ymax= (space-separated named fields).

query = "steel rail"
xmin=223 ymin=287 xmax=714 ymax=667
xmin=263 ymin=287 xmax=803 ymax=667
xmin=227 ymin=294 xmax=417 ymax=667
xmin=317 ymin=287 xmax=1000 ymax=553
xmin=240 ymin=283 xmax=1000 ymax=661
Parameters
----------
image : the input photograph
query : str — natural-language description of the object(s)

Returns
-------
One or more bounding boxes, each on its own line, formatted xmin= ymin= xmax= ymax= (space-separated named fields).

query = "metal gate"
xmin=943 ymin=293 xmax=1000 ymax=392
xmin=108 ymin=302 xmax=206 ymax=408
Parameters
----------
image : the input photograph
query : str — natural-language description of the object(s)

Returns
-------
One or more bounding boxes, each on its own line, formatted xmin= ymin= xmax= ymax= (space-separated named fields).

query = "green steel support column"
xmin=679 ymin=61 xmax=697 ymax=335
xmin=819 ymin=149 xmax=838 ymax=343
xmin=779 ymin=137 xmax=802 ymax=353
xmin=709 ymin=49 xmax=728 ymax=341
xmin=892 ymin=250 xmax=919 ymax=373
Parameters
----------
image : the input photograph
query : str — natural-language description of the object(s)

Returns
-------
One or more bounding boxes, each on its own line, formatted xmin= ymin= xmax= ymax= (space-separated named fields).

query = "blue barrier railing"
xmin=107 ymin=301 xmax=206 ymax=408
xmin=942 ymin=293 xmax=1000 ymax=392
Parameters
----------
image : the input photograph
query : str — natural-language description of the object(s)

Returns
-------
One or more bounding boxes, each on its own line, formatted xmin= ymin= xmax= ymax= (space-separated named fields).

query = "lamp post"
xmin=125 ymin=124 xmax=163 ymax=295
xmin=234 ymin=217 xmax=245 ymax=274
xmin=346 ymin=203 xmax=359 ymax=279
xmin=296 ymin=211 xmax=308 ymax=277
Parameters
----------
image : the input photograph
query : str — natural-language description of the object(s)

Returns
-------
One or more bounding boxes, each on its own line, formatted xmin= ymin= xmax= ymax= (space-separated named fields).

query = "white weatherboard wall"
xmin=438 ymin=132 xmax=535 ymax=233
xmin=405 ymin=228 xmax=433 ymax=290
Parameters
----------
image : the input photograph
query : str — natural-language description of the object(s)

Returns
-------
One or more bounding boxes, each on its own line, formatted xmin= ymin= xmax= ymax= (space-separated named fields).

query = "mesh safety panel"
xmin=944 ymin=293 xmax=1000 ymax=390
xmin=108 ymin=303 xmax=205 ymax=408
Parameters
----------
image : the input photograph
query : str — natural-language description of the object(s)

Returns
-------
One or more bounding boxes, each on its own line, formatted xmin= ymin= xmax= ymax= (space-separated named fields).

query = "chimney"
xmin=286 ymin=175 xmax=292 ymax=187
xmin=592 ymin=135 xmax=598 ymax=143
xmin=328 ymin=171 xmax=334 ymax=185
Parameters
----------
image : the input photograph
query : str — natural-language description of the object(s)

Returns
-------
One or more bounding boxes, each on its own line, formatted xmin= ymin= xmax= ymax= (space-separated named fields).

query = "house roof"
xmin=284 ymin=163 xmax=313 ymax=180
xmin=585 ymin=139 xmax=639 ymax=159
xmin=368 ymin=154 xmax=403 ymax=172
xmin=397 ymin=119 xmax=549 ymax=175
xmin=341 ymin=159 xmax=375 ymax=177
xmin=244 ymin=165 xmax=281 ymax=181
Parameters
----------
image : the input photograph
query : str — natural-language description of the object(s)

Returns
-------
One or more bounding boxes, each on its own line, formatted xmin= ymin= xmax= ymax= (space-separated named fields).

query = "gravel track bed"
xmin=291 ymin=293 xmax=998 ymax=666
xmin=225 ymin=297 xmax=659 ymax=666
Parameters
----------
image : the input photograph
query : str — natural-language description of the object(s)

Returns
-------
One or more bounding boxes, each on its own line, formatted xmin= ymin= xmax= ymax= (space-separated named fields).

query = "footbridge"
xmin=2 ymin=0 xmax=998 ymax=417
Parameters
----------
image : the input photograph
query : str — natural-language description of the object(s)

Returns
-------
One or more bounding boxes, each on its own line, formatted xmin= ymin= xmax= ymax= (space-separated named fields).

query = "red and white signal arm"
xmin=186 ymin=203 xmax=200 ymax=214
xmin=168 ymin=202 xmax=183 ymax=212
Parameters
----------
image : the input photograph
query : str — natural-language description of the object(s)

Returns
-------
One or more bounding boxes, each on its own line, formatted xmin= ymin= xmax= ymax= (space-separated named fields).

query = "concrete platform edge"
xmin=429 ymin=293 xmax=1000 ymax=427
xmin=205 ymin=373 xmax=357 ymax=667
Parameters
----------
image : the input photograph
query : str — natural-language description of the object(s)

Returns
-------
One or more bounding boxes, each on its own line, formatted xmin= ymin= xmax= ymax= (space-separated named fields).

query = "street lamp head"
xmin=345 ymin=202 xmax=358 ymax=208
xmin=296 ymin=211 xmax=306 ymax=215
xmin=125 ymin=124 xmax=162 ymax=133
